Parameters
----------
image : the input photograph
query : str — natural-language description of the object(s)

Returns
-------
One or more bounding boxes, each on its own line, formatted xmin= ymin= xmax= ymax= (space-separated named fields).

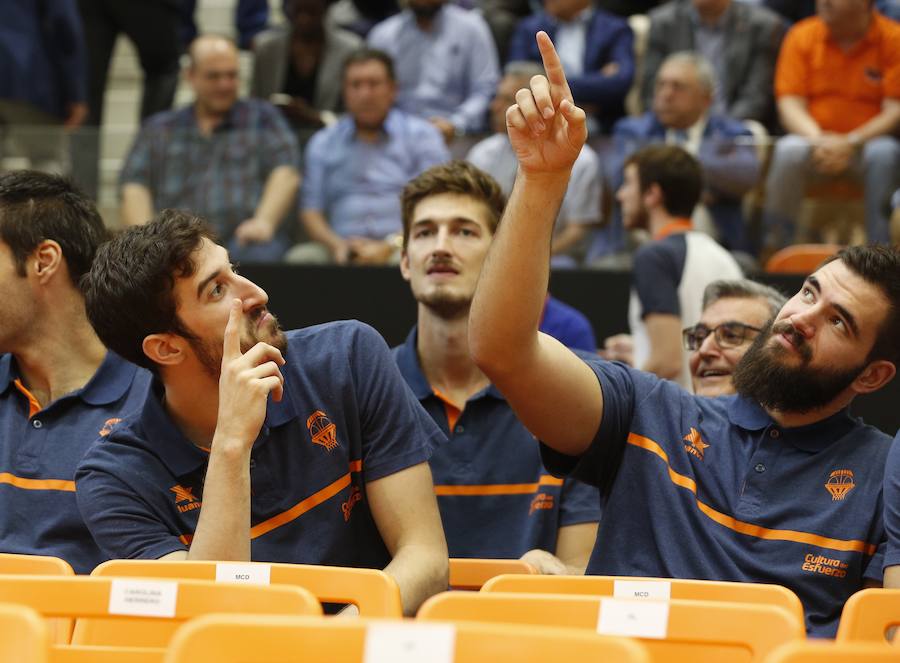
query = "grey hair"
xmin=503 ymin=60 xmax=546 ymax=82
xmin=702 ymin=279 xmax=788 ymax=318
xmin=660 ymin=51 xmax=716 ymax=95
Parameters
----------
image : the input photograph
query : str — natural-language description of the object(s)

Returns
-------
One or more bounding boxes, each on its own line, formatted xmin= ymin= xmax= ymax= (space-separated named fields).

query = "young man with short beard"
xmin=393 ymin=161 xmax=600 ymax=574
xmin=468 ymin=32 xmax=899 ymax=636
xmin=74 ymin=210 xmax=448 ymax=616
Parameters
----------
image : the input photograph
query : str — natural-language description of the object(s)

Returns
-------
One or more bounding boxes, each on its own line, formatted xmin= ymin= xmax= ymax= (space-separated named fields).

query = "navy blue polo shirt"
xmin=75 ymin=322 xmax=444 ymax=569
xmin=0 ymin=352 xmax=151 ymax=574
xmin=394 ymin=328 xmax=600 ymax=558
xmin=882 ymin=430 xmax=900 ymax=573
xmin=541 ymin=358 xmax=890 ymax=637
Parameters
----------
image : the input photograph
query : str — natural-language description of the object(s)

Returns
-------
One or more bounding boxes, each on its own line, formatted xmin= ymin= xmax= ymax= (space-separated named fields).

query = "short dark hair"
xmin=823 ymin=244 xmax=900 ymax=365
xmin=84 ymin=210 xmax=216 ymax=370
xmin=624 ymin=144 xmax=703 ymax=218
xmin=400 ymin=160 xmax=506 ymax=248
xmin=0 ymin=170 xmax=107 ymax=289
xmin=342 ymin=48 xmax=395 ymax=81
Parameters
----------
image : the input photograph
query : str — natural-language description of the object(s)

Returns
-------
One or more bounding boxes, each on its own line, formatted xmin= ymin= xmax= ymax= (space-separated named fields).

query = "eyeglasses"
xmin=682 ymin=322 xmax=763 ymax=351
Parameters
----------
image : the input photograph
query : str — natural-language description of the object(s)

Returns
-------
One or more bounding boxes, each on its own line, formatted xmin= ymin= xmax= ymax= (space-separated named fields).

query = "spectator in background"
xmin=180 ymin=0 xmax=270 ymax=51
xmin=596 ymin=52 xmax=759 ymax=257
xmin=594 ymin=0 xmax=665 ymax=16
xmin=612 ymin=145 xmax=742 ymax=389
xmin=0 ymin=0 xmax=87 ymax=173
xmin=252 ymin=0 xmax=363 ymax=132
xmin=642 ymin=0 xmax=785 ymax=125
xmin=0 ymin=171 xmax=151 ymax=574
xmin=478 ymin=0 xmax=534 ymax=61
xmin=509 ymin=0 xmax=634 ymax=132
xmin=119 ymin=36 xmax=300 ymax=263
xmin=327 ymin=0 xmax=400 ymax=38
xmin=288 ymin=49 xmax=449 ymax=265
xmin=761 ymin=0 xmax=899 ymax=23
xmin=468 ymin=61 xmax=602 ymax=267
xmin=74 ymin=0 xmax=182 ymax=199
xmin=394 ymin=161 xmax=600 ymax=573
xmin=685 ymin=279 xmax=786 ymax=397
xmin=368 ymin=0 xmax=500 ymax=141
xmin=764 ymin=0 xmax=900 ymax=248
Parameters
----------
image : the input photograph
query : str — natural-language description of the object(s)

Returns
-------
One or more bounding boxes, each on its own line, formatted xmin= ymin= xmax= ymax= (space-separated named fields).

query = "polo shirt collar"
xmin=0 ymin=352 xmax=138 ymax=405
xmin=396 ymin=326 xmax=504 ymax=402
xmin=349 ymin=108 xmax=400 ymax=140
xmin=185 ymin=100 xmax=243 ymax=133
xmin=727 ymin=395 xmax=857 ymax=452
xmin=263 ymin=364 xmax=298 ymax=428
xmin=138 ymin=378 xmax=209 ymax=478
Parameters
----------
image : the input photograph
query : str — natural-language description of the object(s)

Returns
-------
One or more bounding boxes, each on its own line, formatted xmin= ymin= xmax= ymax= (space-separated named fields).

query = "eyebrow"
xmin=413 ymin=216 xmax=480 ymax=226
xmin=196 ymin=268 xmax=222 ymax=300
xmin=806 ymin=276 xmax=859 ymax=337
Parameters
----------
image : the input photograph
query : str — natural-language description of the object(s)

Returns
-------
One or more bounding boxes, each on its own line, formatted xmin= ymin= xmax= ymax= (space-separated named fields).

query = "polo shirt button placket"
xmin=754 ymin=463 xmax=766 ymax=473
xmin=455 ymin=425 xmax=465 ymax=435
xmin=769 ymin=428 xmax=780 ymax=439
xmin=32 ymin=419 xmax=42 ymax=429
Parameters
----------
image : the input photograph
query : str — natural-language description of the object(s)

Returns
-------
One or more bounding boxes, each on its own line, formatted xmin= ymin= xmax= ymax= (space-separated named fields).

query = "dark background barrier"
xmin=242 ymin=265 xmax=899 ymax=436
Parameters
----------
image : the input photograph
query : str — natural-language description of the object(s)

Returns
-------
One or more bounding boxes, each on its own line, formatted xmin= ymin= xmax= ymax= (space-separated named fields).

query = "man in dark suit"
xmin=641 ymin=0 xmax=785 ymax=124
xmin=594 ymin=51 xmax=759 ymax=257
xmin=508 ymin=0 xmax=634 ymax=131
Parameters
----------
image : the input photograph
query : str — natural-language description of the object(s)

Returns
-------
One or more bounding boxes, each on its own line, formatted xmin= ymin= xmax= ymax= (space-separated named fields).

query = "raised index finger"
xmin=223 ymin=299 xmax=243 ymax=360
xmin=536 ymin=31 xmax=573 ymax=107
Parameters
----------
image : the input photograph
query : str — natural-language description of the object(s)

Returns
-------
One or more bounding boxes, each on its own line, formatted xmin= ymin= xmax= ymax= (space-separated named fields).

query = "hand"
xmin=331 ymin=240 xmax=352 ymax=265
xmin=234 ymin=217 xmax=276 ymax=246
xmin=812 ymin=134 xmax=854 ymax=176
xmin=599 ymin=333 xmax=634 ymax=365
xmin=215 ymin=300 xmax=286 ymax=447
xmin=429 ymin=117 xmax=456 ymax=143
xmin=506 ymin=31 xmax=587 ymax=176
xmin=347 ymin=237 xmax=395 ymax=265
xmin=64 ymin=102 xmax=88 ymax=130
xmin=520 ymin=549 xmax=569 ymax=575
xmin=276 ymin=96 xmax=325 ymax=128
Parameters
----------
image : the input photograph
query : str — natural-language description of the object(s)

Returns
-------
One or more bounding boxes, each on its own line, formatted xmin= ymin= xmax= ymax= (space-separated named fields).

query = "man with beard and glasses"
xmin=392 ymin=161 xmax=600 ymax=574
xmin=367 ymin=0 xmax=500 ymax=141
xmin=74 ymin=210 xmax=448 ymax=616
xmin=468 ymin=32 xmax=900 ymax=636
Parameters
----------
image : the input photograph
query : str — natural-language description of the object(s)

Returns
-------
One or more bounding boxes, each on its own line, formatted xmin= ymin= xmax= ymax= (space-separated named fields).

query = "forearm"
xmin=302 ymin=210 xmax=346 ymax=253
xmin=847 ymin=103 xmax=900 ymax=143
xmin=641 ymin=351 xmax=683 ymax=381
xmin=120 ymin=184 xmax=155 ymax=227
xmin=383 ymin=545 xmax=449 ymax=616
xmin=886 ymin=565 xmax=900 ymax=589
xmin=186 ymin=438 xmax=252 ymax=561
xmin=777 ymin=97 xmax=822 ymax=139
xmin=254 ymin=166 xmax=301 ymax=232
xmin=551 ymin=223 xmax=589 ymax=255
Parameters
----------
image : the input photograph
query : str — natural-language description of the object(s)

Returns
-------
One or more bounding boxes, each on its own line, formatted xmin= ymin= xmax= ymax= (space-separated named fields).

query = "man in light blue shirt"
xmin=288 ymin=49 xmax=450 ymax=265
xmin=367 ymin=0 xmax=500 ymax=140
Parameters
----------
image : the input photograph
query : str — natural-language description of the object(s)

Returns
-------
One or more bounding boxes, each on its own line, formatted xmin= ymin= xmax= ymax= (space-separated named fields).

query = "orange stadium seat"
xmin=418 ymin=591 xmax=804 ymax=663
xmin=0 ymin=602 xmax=49 ymax=663
xmin=0 ymin=552 xmax=75 ymax=644
xmin=835 ymin=588 xmax=900 ymax=643
xmin=766 ymin=640 xmax=899 ymax=663
xmin=481 ymin=574 xmax=805 ymax=625
xmin=448 ymin=558 xmax=536 ymax=590
xmin=162 ymin=614 xmax=650 ymax=663
xmin=764 ymin=244 xmax=842 ymax=274
xmin=92 ymin=559 xmax=402 ymax=617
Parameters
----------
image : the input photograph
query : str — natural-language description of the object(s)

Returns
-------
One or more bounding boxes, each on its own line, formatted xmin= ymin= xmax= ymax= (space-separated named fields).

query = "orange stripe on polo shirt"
xmin=627 ymin=433 xmax=877 ymax=556
xmin=434 ymin=475 xmax=564 ymax=496
xmin=0 ymin=473 xmax=75 ymax=492
xmin=13 ymin=380 xmax=41 ymax=418
xmin=248 ymin=460 xmax=363 ymax=539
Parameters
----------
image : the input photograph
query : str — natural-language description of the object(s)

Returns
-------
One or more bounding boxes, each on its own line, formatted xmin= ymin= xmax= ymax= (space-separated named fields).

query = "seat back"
xmin=448 ymin=558 xmax=536 ymax=591
xmin=418 ymin=592 xmax=803 ymax=663
xmin=0 ymin=602 xmax=49 ymax=663
xmin=0 ymin=574 xmax=320 ymax=648
xmin=482 ymin=574 xmax=805 ymax=625
xmin=162 ymin=614 xmax=651 ymax=663
xmin=92 ymin=559 xmax=402 ymax=617
xmin=767 ymin=641 xmax=900 ymax=663
xmin=0 ymin=553 xmax=75 ymax=644
xmin=835 ymin=588 xmax=900 ymax=643
xmin=764 ymin=244 xmax=842 ymax=274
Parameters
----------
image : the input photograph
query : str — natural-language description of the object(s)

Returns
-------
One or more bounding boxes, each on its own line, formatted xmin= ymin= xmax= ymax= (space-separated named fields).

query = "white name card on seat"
xmin=613 ymin=579 xmax=672 ymax=601
xmin=363 ymin=623 xmax=456 ymax=663
xmin=597 ymin=598 xmax=670 ymax=639
xmin=108 ymin=579 xmax=178 ymax=618
xmin=215 ymin=562 xmax=271 ymax=585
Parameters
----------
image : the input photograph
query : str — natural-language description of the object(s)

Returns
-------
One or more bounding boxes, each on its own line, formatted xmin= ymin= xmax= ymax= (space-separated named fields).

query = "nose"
xmin=235 ymin=275 xmax=269 ymax=311
xmin=431 ymin=226 xmax=453 ymax=255
xmin=788 ymin=308 xmax=816 ymax=339
xmin=697 ymin=330 xmax=721 ymax=357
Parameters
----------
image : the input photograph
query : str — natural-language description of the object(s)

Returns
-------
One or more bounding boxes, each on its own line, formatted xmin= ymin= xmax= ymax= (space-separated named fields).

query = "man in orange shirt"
xmin=763 ymin=0 xmax=900 ymax=246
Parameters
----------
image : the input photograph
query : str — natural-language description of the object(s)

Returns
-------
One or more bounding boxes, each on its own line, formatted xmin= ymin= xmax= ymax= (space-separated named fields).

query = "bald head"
xmin=186 ymin=35 xmax=240 ymax=117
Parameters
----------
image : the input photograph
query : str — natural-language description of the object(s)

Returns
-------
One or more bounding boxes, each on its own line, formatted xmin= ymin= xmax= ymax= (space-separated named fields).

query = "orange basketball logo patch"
xmin=825 ymin=469 xmax=855 ymax=501
xmin=683 ymin=427 xmax=709 ymax=460
xmin=307 ymin=410 xmax=339 ymax=451
xmin=99 ymin=418 xmax=122 ymax=436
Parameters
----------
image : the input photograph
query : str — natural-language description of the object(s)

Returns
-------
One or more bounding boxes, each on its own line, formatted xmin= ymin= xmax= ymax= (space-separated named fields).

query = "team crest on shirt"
xmin=864 ymin=67 xmax=883 ymax=84
xmin=342 ymin=486 xmax=362 ymax=522
xmin=170 ymin=484 xmax=202 ymax=513
xmin=683 ymin=427 xmax=709 ymax=460
xmin=529 ymin=493 xmax=554 ymax=515
xmin=98 ymin=418 xmax=122 ymax=436
xmin=825 ymin=469 xmax=855 ymax=501
xmin=306 ymin=410 xmax=339 ymax=451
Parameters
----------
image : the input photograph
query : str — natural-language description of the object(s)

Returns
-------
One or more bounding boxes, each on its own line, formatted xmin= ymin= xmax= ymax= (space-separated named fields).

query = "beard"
xmin=189 ymin=308 xmax=288 ymax=379
xmin=732 ymin=320 xmax=866 ymax=414
xmin=416 ymin=290 xmax=472 ymax=320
